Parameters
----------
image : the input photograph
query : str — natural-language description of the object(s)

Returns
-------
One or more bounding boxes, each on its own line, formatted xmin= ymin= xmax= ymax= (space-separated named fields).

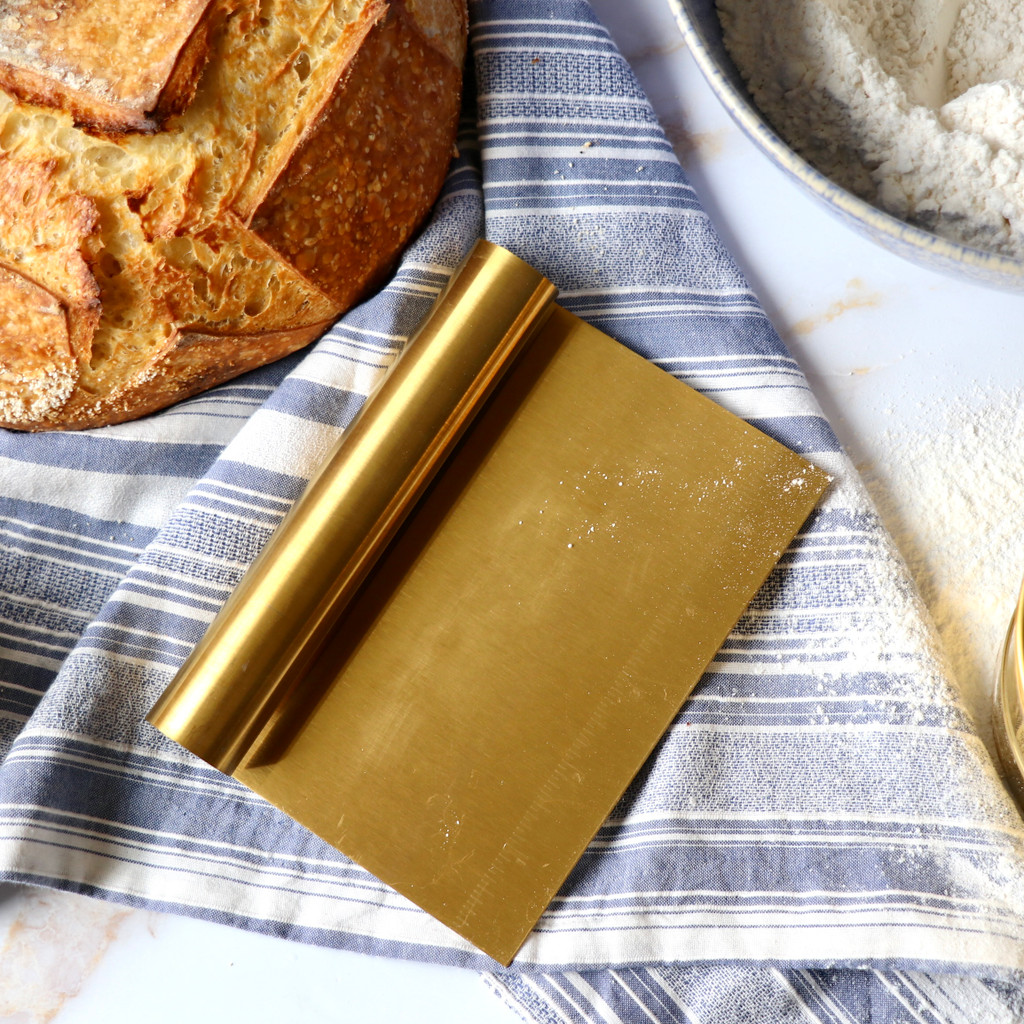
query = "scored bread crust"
xmin=0 ymin=0 xmax=468 ymax=431
xmin=250 ymin=0 xmax=466 ymax=311
xmin=0 ymin=0 xmax=227 ymax=134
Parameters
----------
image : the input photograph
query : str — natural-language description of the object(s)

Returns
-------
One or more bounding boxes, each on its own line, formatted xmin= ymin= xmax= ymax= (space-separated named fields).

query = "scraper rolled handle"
xmin=146 ymin=240 xmax=558 ymax=774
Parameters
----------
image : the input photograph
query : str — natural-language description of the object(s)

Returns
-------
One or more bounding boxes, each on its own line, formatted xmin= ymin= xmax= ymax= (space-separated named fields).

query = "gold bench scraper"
xmin=148 ymin=239 xmax=830 ymax=965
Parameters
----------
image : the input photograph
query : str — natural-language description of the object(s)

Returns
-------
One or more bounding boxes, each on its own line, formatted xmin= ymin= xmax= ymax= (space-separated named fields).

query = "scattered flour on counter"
xmin=717 ymin=0 xmax=1024 ymax=259
xmin=859 ymin=384 xmax=1024 ymax=737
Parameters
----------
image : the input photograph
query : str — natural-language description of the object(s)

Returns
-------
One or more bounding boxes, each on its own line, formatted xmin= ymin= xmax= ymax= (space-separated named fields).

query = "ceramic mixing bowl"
xmin=666 ymin=0 xmax=1024 ymax=291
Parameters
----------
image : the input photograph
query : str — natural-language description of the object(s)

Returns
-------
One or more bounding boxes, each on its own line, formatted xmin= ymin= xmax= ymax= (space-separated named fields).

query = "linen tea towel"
xmin=0 ymin=1 xmax=1023 ymax=1022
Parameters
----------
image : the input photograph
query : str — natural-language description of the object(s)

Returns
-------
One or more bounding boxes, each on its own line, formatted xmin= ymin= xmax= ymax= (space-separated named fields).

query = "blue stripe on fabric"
xmin=477 ymin=127 xmax=677 ymax=148
xmin=475 ymin=54 xmax=648 ymax=105
xmin=261 ymin=381 xmax=368 ymax=429
xmin=203 ymin=460 xmax=309 ymax=503
xmin=75 ymin=633 xmax=194 ymax=667
xmin=0 ymin=499 xmax=156 ymax=728
xmin=0 ymin=664 xmax=57 ymax=701
xmin=0 ymin=434 xmax=224 ymax=478
xmin=115 ymin=580 xmax=223 ymax=618
xmin=484 ymin=187 xmax=701 ymax=212
xmin=746 ymin=416 xmax=841 ymax=453
xmin=190 ymin=480 xmax=294 ymax=517
xmin=149 ymin=511 xmax=277 ymax=569
xmin=182 ymin=496 xmax=285 ymax=529
xmin=0 ymin=497 xmax=159 ymax=546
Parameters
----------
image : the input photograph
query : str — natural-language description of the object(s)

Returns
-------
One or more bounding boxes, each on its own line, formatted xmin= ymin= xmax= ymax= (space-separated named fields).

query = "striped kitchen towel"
xmin=1 ymin=1 xmax=1023 ymax=1022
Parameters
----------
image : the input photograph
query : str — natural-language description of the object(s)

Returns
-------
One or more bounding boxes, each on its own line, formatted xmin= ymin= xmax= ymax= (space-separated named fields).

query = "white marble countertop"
xmin=5 ymin=0 xmax=1024 ymax=1020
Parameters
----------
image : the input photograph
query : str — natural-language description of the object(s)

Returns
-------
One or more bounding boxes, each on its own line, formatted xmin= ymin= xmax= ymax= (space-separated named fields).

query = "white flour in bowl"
xmin=717 ymin=0 xmax=1024 ymax=259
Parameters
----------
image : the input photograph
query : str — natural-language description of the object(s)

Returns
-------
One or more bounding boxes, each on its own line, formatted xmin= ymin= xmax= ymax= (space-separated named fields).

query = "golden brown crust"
xmin=0 ymin=154 xmax=100 ymax=368
xmin=24 ymin=320 xmax=333 ymax=431
xmin=0 ymin=0 xmax=468 ymax=431
xmin=0 ymin=0 xmax=220 ymax=133
xmin=0 ymin=266 xmax=77 ymax=423
xmin=405 ymin=0 xmax=468 ymax=66
xmin=250 ymin=0 xmax=467 ymax=309
xmin=151 ymin=0 xmax=240 ymax=125
xmin=0 ymin=61 xmax=144 ymax=136
xmin=158 ymin=213 xmax=342 ymax=334
xmin=219 ymin=0 xmax=390 ymax=226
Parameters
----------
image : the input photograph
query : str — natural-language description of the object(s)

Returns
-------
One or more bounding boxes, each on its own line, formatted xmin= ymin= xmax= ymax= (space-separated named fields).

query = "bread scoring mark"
xmin=250 ymin=0 xmax=466 ymax=308
xmin=157 ymin=213 xmax=340 ymax=334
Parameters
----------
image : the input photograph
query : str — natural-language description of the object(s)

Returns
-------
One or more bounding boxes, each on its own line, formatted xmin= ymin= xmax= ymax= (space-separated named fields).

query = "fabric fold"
xmin=0 ymin=1 xmax=1022 ymax=1021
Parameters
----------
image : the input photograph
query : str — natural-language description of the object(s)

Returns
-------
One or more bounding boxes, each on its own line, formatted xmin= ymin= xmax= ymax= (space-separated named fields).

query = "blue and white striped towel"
xmin=1 ymin=2 xmax=1023 ymax=1021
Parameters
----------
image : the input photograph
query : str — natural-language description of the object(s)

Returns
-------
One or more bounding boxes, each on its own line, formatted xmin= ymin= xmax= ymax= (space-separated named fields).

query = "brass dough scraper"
xmin=148 ymin=239 xmax=830 ymax=965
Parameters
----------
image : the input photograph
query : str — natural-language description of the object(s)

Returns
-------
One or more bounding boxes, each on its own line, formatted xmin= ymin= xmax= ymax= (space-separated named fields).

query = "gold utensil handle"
xmin=147 ymin=240 xmax=557 ymax=773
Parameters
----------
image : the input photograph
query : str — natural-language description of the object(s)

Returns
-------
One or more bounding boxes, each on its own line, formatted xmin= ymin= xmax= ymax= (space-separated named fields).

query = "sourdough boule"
xmin=0 ymin=0 xmax=467 ymax=430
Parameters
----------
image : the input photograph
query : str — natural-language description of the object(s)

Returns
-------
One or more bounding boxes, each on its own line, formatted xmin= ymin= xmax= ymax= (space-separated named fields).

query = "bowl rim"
xmin=666 ymin=0 xmax=1024 ymax=283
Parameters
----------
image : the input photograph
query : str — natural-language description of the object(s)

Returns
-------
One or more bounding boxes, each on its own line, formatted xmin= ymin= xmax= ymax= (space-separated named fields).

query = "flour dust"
xmin=858 ymin=385 xmax=1024 ymax=744
xmin=718 ymin=0 xmax=1024 ymax=260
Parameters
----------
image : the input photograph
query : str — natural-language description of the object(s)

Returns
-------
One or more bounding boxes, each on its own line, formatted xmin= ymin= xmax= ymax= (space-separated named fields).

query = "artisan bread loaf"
xmin=0 ymin=0 xmax=467 ymax=430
